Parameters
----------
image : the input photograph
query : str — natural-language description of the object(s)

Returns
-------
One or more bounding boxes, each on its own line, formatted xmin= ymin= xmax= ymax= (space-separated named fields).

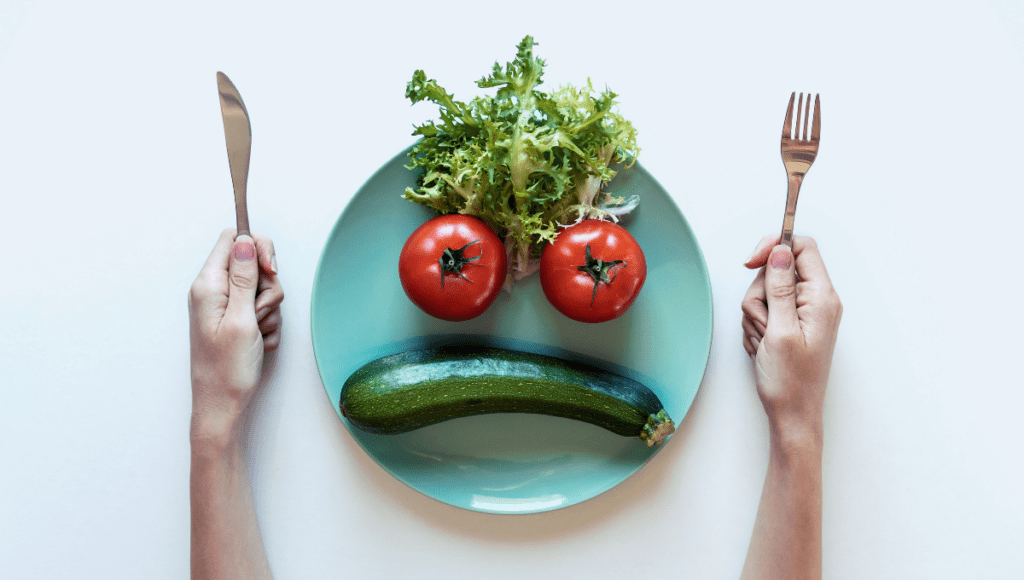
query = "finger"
xmin=226 ymin=235 xmax=260 ymax=321
xmin=742 ymin=300 xmax=768 ymax=336
xmin=741 ymin=268 xmax=768 ymax=327
xmin=189 ymin=229 xmax=237 ymax=319
xmin=198 ymin=228 xmax=237 ymax=280
xmin=255 ymin=293 xmax=284 ymax=322
xmin=742 ymin=333 xmax=756 ymax=357
xmin=749 ymin=313 xmax=767 ymax=336
xmin=763 ymin=245 xmax=800 ymax=336
xmin=792 ymin=236 xmax=834 ymax=287
xmin=251 ymin=234 xmax=278 ymax=277
xmin=744 ymin=234 xmax=781 ymax=269
xmin=743 ymin=334 xmax=760 ymax=358
xmin=258 ymin=309 xmax=282 ymax=336
xmin=255 ymin=277 xmax=285 ymax=319
xmin=742 ymin=316 xmax=763 ymax=343
xmin=263 ymin=329 xmax=281 ymax=352
xmin=254 ymin=268 xmax=284 ymax=315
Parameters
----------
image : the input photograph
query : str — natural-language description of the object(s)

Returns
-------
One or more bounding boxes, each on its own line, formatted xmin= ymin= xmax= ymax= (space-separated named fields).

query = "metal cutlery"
xmin=779 ymin=92 xmax=820 ymax=248
xmin=217 ymin=72 xmax=252 ymax=238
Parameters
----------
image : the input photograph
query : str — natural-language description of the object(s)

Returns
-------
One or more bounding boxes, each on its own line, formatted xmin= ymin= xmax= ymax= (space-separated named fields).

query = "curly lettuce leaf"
xmin=403 ymin=35 xmax=639 ymax=285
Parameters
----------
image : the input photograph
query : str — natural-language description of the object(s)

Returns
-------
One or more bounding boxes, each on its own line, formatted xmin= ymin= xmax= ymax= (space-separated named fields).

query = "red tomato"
xmin=539 ymin=220 xmax=646 ymax=323
xmin=399 ymin=214 xmax=508 ymax=322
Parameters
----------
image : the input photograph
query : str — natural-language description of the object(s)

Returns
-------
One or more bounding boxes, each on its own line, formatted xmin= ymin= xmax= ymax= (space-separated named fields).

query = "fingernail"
xmin=769 ymin=247 xmax=792 ymax=270
xmin=745 ymin=244 xmax=758 ymax=264
xmin=234 ymin=241 xmax=256 ymax=262
xmin=270 ymin=254 xmax=278 ymax=274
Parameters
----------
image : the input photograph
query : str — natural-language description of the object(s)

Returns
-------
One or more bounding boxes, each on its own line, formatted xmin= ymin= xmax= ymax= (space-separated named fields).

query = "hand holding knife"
xmin=211 ymin=70 xmax=283 ymax=332
xmin=190 ymin=72 xmax=283 ymax=580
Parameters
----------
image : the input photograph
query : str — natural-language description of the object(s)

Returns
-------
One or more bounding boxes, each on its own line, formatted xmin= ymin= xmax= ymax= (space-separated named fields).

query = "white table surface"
xmin=3 ymin=0 xmax=1023 ymax=577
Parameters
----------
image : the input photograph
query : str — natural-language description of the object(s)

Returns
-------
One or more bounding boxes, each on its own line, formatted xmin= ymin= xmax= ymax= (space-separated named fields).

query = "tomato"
xmin=399 ymin=214 xmax=508 ymax=322
xmin=539 ymin=220 xmax=646 ymax=323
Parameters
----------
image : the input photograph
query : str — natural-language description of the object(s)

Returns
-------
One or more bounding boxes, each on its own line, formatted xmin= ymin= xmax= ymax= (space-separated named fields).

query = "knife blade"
xmin=216 ymin=71 xmax=252 ymax=237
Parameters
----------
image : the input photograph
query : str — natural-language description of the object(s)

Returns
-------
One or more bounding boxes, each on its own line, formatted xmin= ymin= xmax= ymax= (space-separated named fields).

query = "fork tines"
xmin=783 ymin=92 xmax=820 ymax=142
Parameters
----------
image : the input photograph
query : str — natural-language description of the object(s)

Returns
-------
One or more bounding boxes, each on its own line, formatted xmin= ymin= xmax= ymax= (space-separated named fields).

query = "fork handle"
xmin=780 ymin=175 xmax=804 ymax=248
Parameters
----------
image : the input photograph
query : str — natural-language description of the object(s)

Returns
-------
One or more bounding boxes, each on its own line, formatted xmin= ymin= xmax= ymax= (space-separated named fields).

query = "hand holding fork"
xmin=739 ymin=91 xmax=838 ymax=580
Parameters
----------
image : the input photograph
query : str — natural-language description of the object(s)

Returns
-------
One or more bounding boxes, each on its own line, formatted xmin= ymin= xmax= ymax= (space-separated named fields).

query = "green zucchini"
xmin=340 ymin=345 xmax=675 ymax=446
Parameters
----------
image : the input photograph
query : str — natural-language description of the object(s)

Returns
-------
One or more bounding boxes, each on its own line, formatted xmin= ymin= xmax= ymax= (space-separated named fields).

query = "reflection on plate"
xmin=311 ymin=147 xmax=712 ymax=514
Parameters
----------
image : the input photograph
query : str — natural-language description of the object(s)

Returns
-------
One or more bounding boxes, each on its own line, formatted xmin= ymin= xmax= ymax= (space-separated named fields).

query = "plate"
xmin=311 ymin=146 xmax=713 ymax=514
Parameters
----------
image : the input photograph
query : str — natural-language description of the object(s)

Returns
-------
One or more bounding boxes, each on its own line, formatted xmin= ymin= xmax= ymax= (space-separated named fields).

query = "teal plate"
xmin=311 ymin=147 xmax=713 ymax=514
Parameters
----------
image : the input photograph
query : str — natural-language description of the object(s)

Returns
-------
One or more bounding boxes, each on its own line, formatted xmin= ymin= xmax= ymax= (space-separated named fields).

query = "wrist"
xmin=190 ymin=403 xmax=245 ymax=454
xmin=768 ymin=417 xmax=824 ymax=459
xmin=190 ymin=375 xmax=250 ymax=437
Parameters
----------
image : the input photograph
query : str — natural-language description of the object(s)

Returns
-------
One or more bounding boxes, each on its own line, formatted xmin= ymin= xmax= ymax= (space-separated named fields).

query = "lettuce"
xmin=403 ymin=35 xmax=639 ymax=286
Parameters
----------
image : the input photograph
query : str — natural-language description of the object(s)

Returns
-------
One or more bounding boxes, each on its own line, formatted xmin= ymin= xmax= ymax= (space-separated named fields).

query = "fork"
xmin=779 ymin=92 xmax=820 ymax=248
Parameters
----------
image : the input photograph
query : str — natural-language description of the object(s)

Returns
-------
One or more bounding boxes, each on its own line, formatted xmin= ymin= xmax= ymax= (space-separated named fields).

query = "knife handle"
xmin=235 ymin=191 xmax=250 ymax=238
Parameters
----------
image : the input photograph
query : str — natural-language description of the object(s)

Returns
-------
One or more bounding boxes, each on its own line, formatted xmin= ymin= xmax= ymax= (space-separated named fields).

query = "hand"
xmin=188 ymin=229 xmax=284 ymax=440
xmin=741 ymin=235 xmax=842 ymax=440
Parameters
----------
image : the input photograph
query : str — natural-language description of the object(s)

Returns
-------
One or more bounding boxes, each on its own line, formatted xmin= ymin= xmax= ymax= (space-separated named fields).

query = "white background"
xmin=3 ymin=0 xmax=1023 ymax=577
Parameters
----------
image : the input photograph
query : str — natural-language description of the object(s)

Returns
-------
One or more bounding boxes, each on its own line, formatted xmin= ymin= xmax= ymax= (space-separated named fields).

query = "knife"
xmin=217 ymin=71 xmax=252 ymax=237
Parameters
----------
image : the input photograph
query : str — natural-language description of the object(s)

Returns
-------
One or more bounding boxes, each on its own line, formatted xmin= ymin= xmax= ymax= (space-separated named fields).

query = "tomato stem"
xmin=577 ymin=244 xmax=627 ymax=305
xmin=440 ymin=239 xmax=483 ymax=289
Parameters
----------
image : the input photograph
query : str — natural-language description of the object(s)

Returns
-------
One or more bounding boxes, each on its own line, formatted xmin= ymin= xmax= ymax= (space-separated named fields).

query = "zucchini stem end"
xmin=640 ymin=409 xmax=675 ymax=447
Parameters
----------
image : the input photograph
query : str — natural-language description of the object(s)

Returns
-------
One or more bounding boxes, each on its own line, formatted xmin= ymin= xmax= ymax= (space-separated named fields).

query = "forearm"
xmin=190 ymin=419 xmax=273 ymax=580
xmin=740 ymin=427 xmax=823 ymax=580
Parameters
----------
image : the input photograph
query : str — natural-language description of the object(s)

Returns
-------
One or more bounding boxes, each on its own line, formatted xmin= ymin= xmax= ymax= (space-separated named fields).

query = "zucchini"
xmin=340 ymin=345 xmax=675 ymax=446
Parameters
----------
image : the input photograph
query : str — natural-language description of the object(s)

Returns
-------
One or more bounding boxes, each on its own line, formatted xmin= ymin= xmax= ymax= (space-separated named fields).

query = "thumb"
xmin=764 ymin=245 xmax=799 ymax=336
xmin=227 ymin=235 xmax=260 ymax=320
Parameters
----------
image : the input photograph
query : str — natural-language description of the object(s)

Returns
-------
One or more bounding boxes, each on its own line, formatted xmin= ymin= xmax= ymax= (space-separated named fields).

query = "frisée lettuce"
xmin=403 ymin=35 xmax=640 ymax=285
